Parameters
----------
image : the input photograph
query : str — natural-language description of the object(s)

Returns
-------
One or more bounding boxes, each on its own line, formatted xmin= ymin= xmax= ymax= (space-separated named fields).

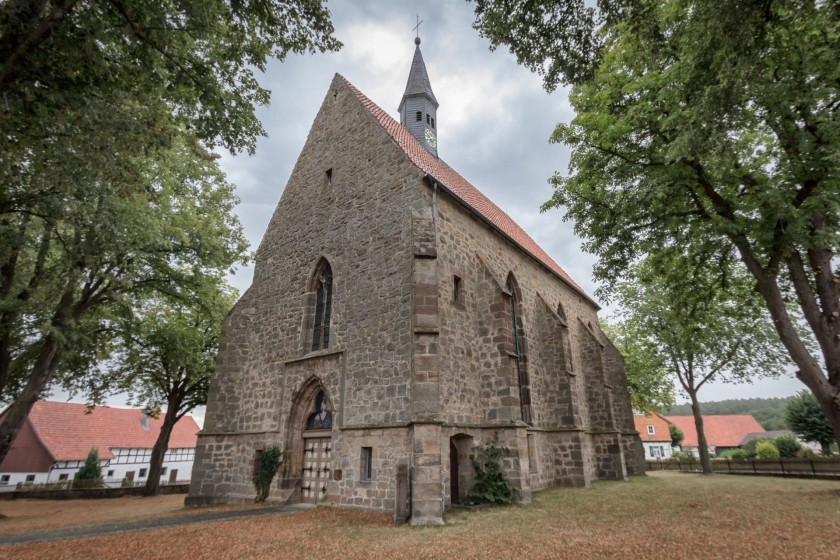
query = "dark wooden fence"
xmin=645 ymin=457 xmax=840 ymax=478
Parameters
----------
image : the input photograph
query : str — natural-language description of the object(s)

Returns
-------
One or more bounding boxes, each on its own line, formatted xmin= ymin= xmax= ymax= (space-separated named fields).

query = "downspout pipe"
xmin=432 ymin=181 xmax=438 ymax=239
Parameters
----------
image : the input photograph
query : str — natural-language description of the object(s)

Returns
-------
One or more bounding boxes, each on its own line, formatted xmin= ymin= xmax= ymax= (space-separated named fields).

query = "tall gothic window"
xmin=507 ymin=274 xmax=531 ymax=424
xmin=312 ymin=262 xmax=333 ymax=351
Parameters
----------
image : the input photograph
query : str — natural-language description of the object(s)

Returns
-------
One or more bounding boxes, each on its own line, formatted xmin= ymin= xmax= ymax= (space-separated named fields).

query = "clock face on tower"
xmin=424 ymin=127 xmax=437 ymax=149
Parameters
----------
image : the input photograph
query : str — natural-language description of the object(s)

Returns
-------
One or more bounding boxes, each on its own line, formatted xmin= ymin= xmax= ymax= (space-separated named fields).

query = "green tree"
xmin=785 ymin=391 xmax=837 ymax=455
xmin=75 ymin=447 xmax=102 ymax=481
xmin=755 ymin=441 xmax=780 ymax=459
xmin=669 ymin=423 xmax=684 ymax=447
xmin=253 ymin=446 xmax=284 ymax=503
xmin=468 ymin=0 xmax=840 ymax=453
xmin=614 ymin=251 xmax=788 ymax=473
xmin=773 ymin=435 xmax=801 ymax=458
xmin=600 ymin=320 xmax=674 ymax=412
xmin=1 ymin=0 xmax=341 ymax=155
xmin=0 ymin=131 xmax=249 ymax=466
xmin=110 ymin=279 xmax=238 ymax=496
xmin=0 ymin=0 xmax=339 ymax=465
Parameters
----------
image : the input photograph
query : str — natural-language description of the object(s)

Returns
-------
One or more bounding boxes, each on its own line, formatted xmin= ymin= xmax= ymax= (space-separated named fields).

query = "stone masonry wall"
xmin=190 ymin=75 xmax=424 ymax=505
xmin=433 ymin=184 xmax=641 ymax=492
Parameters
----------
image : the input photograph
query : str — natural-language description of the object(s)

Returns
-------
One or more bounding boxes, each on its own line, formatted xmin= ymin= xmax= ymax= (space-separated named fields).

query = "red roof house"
xmin=0 ymin=401 xmax=199 ymax=485
xmin=664 ymin=415 xmax=765 ymax=454
xmin=634 ymin=412 xmax=674 ymax=459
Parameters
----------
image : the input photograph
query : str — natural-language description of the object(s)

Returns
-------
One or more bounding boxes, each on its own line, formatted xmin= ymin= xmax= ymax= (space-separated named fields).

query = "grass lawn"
xmin=3 ymin=472 xmax=839 ymax=559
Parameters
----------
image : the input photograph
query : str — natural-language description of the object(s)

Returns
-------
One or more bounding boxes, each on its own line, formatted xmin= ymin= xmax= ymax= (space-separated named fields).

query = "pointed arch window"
xmin=312 ymin=262 xmax=333 ymax=351
xmin=306 ymin=391 xmax=333 ymax=430
xmin=507 ymin=274 xmax=531 ymax=424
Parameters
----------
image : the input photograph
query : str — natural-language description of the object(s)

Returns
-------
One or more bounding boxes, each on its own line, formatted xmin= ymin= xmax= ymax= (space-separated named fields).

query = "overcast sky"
xmin=71 ymin=0 xmax=803 ymax=423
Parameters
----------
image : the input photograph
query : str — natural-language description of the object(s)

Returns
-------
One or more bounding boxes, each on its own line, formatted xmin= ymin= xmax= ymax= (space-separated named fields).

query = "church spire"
xmin=399 ymin=36 xmax=439 ymax=157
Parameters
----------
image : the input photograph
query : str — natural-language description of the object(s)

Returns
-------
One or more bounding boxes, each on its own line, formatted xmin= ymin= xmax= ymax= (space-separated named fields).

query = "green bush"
xmin=719 ymin=449 xmax=749 ymax=459
xmin=75 ymin=448 xmax=103 ymax=481
xmin=774 ymin=435 xmax=802 ymax=458
xmin=796 ymin=448 xmax=817 ymax=458
xmin=756 ymin=441 xmax=780 ymax=459
xmin=252 ymin=446 xmax=284 ymax=503
xmin=740 ymin=438 xmax=770 ymax=458
xmin=669 ymin=450 xmax=691 ymax=460
xmin=466 ymin=433 xmax=515 ymax=505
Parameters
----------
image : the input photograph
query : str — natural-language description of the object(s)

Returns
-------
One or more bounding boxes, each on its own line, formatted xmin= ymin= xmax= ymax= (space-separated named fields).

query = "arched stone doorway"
xmin=449 ymin=434 xmax=474 ymax=506
xmin=281 ymin=378 xmax=334 ymax=504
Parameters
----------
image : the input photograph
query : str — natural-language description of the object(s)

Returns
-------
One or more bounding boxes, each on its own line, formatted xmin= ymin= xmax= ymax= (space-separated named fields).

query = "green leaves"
xmin=75 ymin=447 xmax=103 ymax=481
xmin=785 ymin=391 xmax=836 ymax=452
xmin=1 ymin=0 xmax=342 ymax=154
xmin=466 ymin=434 xmax=515 ymax=505
xmin=600 ymin=318 xmax=674 ymax=412
xmin=611 ymin=249 xmax=790 ymax=396
xmin=253 ymin=445 xmax=284 ymax=503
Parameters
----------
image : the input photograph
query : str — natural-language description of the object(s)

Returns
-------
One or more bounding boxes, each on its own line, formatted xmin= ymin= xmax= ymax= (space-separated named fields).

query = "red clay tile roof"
xmin=664 ymin=415 xmax=765 ymax=449
xmin=340 ymin=75 xmax=598 ymax=309
xmin=634 ymin=412 xmax=672 ymax=442
xmin=21 ymin=401 xmax=199 ymax=461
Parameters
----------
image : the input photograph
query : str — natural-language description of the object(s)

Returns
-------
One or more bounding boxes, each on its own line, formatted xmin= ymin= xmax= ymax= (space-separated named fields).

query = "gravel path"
xmin=0 ymin=504 xmax=309 ymax=545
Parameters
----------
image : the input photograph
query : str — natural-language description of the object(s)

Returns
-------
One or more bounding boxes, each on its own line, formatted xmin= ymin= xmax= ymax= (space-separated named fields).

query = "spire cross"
xmin=413 ymin=14 xmax=423 ymax=39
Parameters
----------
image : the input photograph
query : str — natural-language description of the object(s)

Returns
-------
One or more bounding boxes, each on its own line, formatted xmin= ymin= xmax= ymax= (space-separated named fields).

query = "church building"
xmin=186 ymin=37 xmax=644 ymax=525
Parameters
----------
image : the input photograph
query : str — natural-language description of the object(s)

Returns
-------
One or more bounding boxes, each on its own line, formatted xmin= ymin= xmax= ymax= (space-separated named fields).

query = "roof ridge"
xmin=337 ymin=74 xmax=597 ymax=308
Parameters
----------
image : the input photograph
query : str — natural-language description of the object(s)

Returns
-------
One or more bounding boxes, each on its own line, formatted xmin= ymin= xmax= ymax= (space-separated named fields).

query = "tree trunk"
xmin=689 ymin=391 xmax=713 ymax=474
xmin=143 ymin=403 xmax=179 ymax=497
xmin=735 ymin=249 xmax=840 ymax=450
xmin=0 ymin=335 xmax=62 ymax=464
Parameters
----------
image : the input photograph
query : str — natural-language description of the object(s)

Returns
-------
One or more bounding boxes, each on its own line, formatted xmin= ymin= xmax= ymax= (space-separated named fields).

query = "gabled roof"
xmin=340 ymin=76 xmax=598 ymax=308
xmin=634 ymin=412 xmax=672 ymax=442
xmin=665 ymin=415 xmax=765 ymax=448
xmin=739 ymin=430 xmax=793 ymax=446
xmin=398 ymin=44 xmax=438 ymax=112
xmin=17 ymin=401 xmax=200 ymax=461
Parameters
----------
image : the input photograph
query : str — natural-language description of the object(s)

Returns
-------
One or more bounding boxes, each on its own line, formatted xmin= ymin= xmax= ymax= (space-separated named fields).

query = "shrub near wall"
xmin=756 ymin=441 xmax=781 ymax=459
xmin=774 ymin=435 xmax=802 ymax=458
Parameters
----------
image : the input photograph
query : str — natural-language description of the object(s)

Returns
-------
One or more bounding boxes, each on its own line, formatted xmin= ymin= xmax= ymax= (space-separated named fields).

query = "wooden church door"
xmin=301 ymin=435 xmax=331 ymax=504
xmin=301 ymin=391 xmax=333 ymax=504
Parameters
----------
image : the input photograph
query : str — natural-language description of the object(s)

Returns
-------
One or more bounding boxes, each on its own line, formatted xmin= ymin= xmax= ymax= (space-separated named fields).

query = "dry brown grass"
xmin=3 ymin=472 xmax=840 ymax=559
xmin=0 ymin=493 xmax=252 ymax=534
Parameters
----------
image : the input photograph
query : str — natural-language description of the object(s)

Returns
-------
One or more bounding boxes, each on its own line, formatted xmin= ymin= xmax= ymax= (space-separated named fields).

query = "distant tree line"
xmin=665 ymin=397 xmax=794 ymax=431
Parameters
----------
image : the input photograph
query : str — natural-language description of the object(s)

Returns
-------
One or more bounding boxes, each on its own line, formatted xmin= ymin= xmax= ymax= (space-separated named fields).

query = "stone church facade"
xmin=186 ymin=40 xmax=644 ymax=525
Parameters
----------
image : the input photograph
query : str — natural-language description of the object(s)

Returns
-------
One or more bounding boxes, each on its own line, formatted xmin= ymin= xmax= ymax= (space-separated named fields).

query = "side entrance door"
xmin=169 ymin=469 xmax=178 ymax=483
xmin=301 ymin=434 xmax=332 ymax=504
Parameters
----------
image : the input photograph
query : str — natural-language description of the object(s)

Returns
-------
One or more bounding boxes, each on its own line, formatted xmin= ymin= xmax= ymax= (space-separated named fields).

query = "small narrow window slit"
xmin=325 ymin=168 xmax=333 ymax=187
xmin=361 ymin=447 xmax=373 ymax=480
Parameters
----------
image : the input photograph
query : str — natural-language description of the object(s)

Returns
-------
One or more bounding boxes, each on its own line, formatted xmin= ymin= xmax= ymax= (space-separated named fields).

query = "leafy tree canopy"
xmin=613 ymin=249 xmax=789 ymax=472
xmin=1 ymin=0 xmax=342 ymax=154
xmin=785 ymin=391 xmax=836 ymax=454
xmin=469 ymin=0 xmax=840 ymax=445
xmin=600 ymin=319 xmax=674 ymax=412
xmin=0 ymin=126 xmax=249 ymax=464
